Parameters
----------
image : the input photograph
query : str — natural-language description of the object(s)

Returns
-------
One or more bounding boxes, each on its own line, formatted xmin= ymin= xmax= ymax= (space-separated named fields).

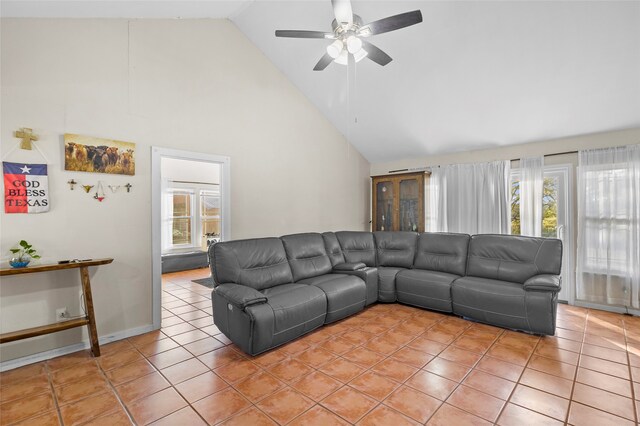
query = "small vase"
xmin=9 ymin=256 xmax=30 ymax=268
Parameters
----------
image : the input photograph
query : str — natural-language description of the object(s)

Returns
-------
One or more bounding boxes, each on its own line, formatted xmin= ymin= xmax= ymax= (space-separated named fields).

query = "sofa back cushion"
xmin=466 ymin=234 xmax=562 ymax=284
xmin=414 ymin=232 xmax=470 ymax=276
xmin=322 ymin=232 xmax=346 ymax=266
xmin=281 ymin=233 xmax=332 ymax=281
xmin=336 ymin=231 xmax=377 ymax=266
xmin=374 ymin=232 xmax=418 ymax=268
xmin=213 ymin=237 xmax=293 ymax=290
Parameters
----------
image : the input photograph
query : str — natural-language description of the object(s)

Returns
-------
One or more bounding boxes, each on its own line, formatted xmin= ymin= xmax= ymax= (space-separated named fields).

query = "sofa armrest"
xmin=333 ymin=262 xmax=366 ymax=272
xmin=337 ymin=267 xmax=379 ymax=306
xmin=524 ymin=275 xmax=561 ymax=292
xmin=215 ymin=284 xmax=268 ymax=310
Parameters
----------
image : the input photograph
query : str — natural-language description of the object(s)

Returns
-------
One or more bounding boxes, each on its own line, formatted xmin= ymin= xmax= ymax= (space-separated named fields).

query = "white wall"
xmin=0 ymin=19 xmax=370 ymax=363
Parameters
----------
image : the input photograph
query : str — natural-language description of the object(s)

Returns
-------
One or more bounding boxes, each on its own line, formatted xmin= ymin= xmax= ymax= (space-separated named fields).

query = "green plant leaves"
xmin=10 ymin=240 xmax=38 ymax=259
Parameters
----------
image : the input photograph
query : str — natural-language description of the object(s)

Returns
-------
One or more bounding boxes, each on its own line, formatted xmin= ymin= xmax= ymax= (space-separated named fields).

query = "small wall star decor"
xmin=14 ymin=128 xmax=39 ymax=150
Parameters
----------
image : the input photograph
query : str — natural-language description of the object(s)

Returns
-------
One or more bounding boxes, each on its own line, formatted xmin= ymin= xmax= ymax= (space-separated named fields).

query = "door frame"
xmin=151 ymin=147 xmax=231 ymax=329
xmin=511 ymin=163 xmax=575 ymax=304
xmin=544 ymin=164 xmax=575 ymax=304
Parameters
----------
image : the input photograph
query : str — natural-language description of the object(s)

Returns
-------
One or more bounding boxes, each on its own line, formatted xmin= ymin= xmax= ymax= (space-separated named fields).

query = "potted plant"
xmin=9 ymin=240 xmax=41 ymax=268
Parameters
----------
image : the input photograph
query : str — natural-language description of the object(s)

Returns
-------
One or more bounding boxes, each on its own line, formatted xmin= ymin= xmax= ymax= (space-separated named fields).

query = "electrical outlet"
xmin=56 ymin=307 xmax=69 ymax=322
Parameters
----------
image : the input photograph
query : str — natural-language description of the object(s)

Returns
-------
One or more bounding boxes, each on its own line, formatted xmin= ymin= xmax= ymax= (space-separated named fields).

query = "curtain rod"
xmin=168 ymin=179 xmax=219 ymax=186
xmin=509 ymin=149 xmax=578 ymax=162
xmin=387 ymin=150 xmax=580 ymax=174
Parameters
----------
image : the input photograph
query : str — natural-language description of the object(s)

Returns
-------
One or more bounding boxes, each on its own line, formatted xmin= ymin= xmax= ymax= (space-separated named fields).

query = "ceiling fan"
xmin=275 ymin=0 xmax=423 ymax=71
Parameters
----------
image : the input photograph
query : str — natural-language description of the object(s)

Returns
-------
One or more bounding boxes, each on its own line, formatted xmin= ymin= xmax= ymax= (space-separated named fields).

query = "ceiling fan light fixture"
xmin=354 ymin=48 xmax=368 ymax=62
xmin=346 ymin=35 xmax=362 ymax=54
xmin=326 ymin=39 xmax=344 ymax=59
xmin=334 ymin=49 xmax=348 ymax=65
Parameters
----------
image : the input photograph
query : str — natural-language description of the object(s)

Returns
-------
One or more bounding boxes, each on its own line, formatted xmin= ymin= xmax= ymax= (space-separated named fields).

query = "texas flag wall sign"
xmin=3 ymin=162 xmax=50 ymax=213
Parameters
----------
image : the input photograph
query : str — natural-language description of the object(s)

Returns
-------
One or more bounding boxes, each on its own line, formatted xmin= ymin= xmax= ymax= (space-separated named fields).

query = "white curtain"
xmin=428 ymin=160 xmax=511 ymax=234
xmin=520 ymin=156 xmax=544 ymax=237
xmin=576 ymin=144 xmax=640 ymax=309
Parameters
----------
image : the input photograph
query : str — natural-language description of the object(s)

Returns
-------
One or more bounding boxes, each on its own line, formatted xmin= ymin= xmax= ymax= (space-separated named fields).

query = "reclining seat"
xmin=373 ymin=231 xmax=418 ymax=302
xmin=322 ymin=232 xmax=378 ymax=306
xmin=396 ymin=232 xmax=470 ymax=312
xmin=281 ymin=233 xmax=367 ymax=323
xmin=336 ymin=231 xmax=382 ymax=301
xmin=452 ymin=234 xmax=563 ymax=335
xmin=211 ymin=237 xmax=327 ymax=355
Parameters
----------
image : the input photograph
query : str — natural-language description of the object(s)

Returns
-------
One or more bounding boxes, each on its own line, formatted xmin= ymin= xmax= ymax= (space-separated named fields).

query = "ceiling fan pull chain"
xmin=353 ymin=58 xmax=358 ymax=124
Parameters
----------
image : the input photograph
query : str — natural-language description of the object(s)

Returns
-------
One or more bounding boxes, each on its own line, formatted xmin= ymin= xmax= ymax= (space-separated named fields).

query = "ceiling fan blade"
xmin=359 ymin=10 xmax=423 ymax=36
xmin=313 ymin=53 xmax=334 ymax=71
xmin=275 ymin=30 xmax=333 ymax=39
xmin=332 ymin=0 xmax=353 ymax=25
xmin=362 ymin=41 xmax=392 ymax=66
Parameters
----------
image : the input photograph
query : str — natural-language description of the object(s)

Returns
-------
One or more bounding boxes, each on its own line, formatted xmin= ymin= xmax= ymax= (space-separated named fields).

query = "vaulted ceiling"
xmin=3 ymin=1 xmax=640 ymax=162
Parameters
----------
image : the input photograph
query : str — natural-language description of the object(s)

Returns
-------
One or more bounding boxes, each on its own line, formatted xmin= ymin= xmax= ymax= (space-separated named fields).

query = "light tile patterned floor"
xmin=2 ymin=267 xmax=640 ymax=425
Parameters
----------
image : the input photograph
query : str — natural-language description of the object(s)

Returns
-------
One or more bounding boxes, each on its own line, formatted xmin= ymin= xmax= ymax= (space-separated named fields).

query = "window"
xmin=510 ymin=174 xmax=559 ymax=237
xmin=581 ymin=166 xmax=637 ymax=274
xmin=200 ymin=190 xmax=221 ymax=248
xmin=168 ymin=190 xmax=194 ymax=246
xmin=163 ymin=185 xmax=220 ymax=253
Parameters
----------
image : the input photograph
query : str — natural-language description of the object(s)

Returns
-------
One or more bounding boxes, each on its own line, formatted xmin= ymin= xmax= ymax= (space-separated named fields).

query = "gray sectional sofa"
xmin=210 ymin=231 xmax=562 ymax=356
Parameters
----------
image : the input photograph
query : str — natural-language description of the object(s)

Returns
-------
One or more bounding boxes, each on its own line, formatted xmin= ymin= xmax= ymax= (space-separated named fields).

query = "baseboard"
xmin=574 ymin=300 xmax=640 ymax=316
xmin=0 ymin=323 xmax=156 ymax=372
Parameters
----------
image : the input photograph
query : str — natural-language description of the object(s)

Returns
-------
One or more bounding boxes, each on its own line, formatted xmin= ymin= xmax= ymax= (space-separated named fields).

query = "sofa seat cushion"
xmin=298 ymin=274 xmax=366 ymax=323
xmin=452 ymin=277 xmax=530 ymax=331
xmin=396 ymin=269 xmax=458 ymax=312
xmin=261 ymin=284 xmax=327 ymax=345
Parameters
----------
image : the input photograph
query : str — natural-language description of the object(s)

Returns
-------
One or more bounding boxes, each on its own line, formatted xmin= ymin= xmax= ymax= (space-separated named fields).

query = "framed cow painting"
xmin=64 ymin=133 xmax=135 ymax=176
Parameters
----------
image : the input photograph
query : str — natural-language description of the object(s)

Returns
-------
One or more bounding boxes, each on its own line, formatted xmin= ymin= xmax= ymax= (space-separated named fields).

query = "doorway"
xmin=151 ymin=147 xmax=230 ymax=329
xmin=511 ymin=164 xmax=574 ymax=303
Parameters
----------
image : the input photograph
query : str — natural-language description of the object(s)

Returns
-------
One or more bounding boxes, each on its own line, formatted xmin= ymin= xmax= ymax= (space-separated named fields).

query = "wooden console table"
xmin=0 ymin=258 xmax=113 ymax=357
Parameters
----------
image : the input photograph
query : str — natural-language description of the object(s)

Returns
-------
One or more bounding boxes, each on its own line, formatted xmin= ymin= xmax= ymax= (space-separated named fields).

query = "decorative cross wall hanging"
xmin=67 ymin=179 xmax=77 ymax=190
xmin=14 ymin=128 xmax=39 ymax=150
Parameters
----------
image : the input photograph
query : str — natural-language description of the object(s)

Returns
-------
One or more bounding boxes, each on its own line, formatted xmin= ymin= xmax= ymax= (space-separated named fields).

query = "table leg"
xmin=80 ymin=266 xmax=101 ymax=357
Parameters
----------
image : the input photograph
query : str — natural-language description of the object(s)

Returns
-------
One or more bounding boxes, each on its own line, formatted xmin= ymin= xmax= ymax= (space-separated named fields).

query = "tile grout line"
xmin=98 ymin=360 xmax=138 ymax=425
xmin=622 ymin=315 xmax=638 ymax=425
xmin=45 ymin=361 xmax=65 ymax=426
xmin=492 ymin=330 xmax=542 ymax=424
xmin=431 ymin=327 xmax=502 ymax=423
xmin=562 ymin=307 xmax=588 ymax=425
